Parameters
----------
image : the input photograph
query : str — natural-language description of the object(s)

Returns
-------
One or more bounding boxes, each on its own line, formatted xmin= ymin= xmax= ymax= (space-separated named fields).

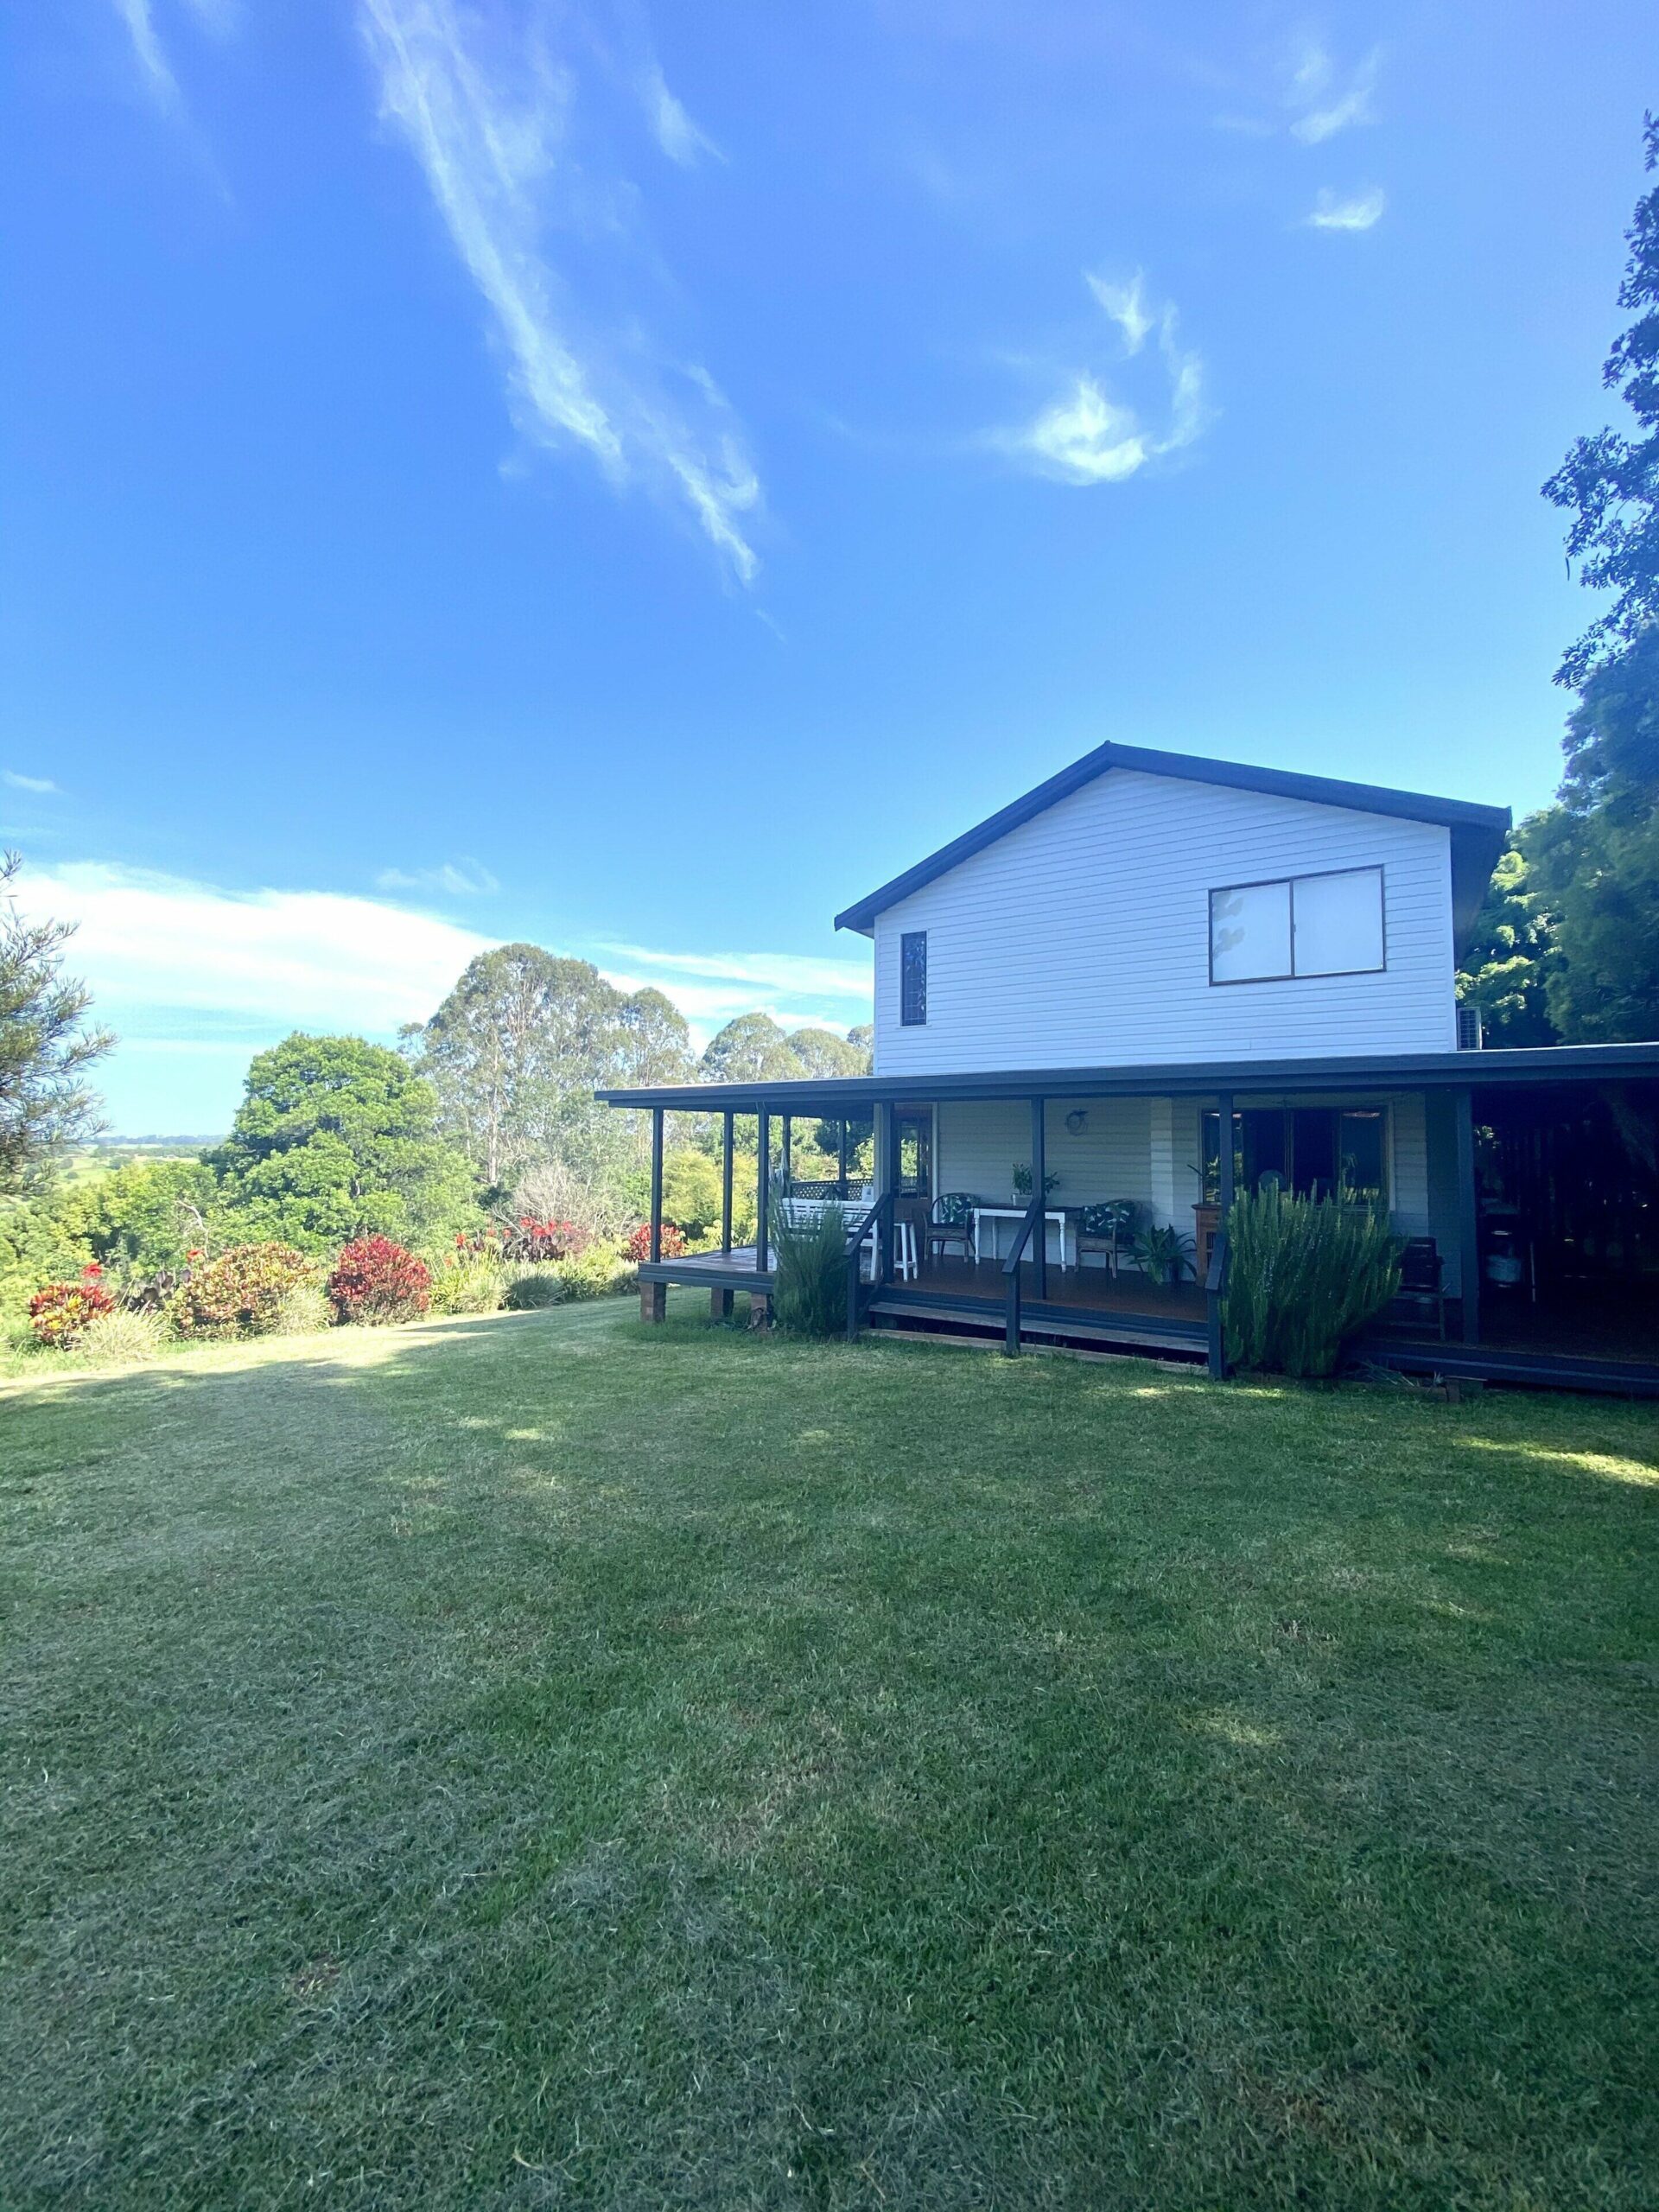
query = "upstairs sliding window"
xmin=1209 ymin=866 xmax=1384 ymax=985
xmin=900 ymin=931 xmax=928 ymax=1026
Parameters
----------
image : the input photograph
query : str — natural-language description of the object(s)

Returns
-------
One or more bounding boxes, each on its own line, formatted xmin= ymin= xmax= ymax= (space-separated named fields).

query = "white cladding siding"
xmin=870 ymin=769 xmax=1457 ymax=1075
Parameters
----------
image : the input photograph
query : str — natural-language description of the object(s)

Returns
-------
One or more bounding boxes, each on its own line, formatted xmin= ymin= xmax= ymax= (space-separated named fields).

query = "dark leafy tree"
xmin=210 ymin=1033 xmax=475 ymax=1254
xmin=1524 ymin=627 xmax=1659 ymax=1041
xmin=1543 ymin=115 xmax=1659 ymax=685
xmin=0 ymin=851 xmax=111 ymax=1194
xmin=1453 ymin=836 xmax=1560 ymax=1045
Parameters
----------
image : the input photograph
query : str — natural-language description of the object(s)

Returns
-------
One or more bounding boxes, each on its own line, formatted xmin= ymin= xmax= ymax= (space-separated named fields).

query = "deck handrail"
xmin=845 ymin=1191 xmax=894 ymax=1340
xmin=999 ymin=1193 xmax=1048 ymax=1356
xmin=1205 ymin=1223 xmax=1231 ymax=1380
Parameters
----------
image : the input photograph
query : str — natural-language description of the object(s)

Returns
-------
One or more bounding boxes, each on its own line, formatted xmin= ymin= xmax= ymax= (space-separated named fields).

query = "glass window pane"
xmin=1210 ymin=881 xmax=1292 ymax=982
xmin=1292 ymin=868 xmax=1383 ymax=976
xmin=1291 ymin=1109 xmax=1336 ymax=1198
xmin=900 ymin=931 xmax=928 ymax=1024
xmin=1338 ymin=1110 xmax=1386 ymax=1202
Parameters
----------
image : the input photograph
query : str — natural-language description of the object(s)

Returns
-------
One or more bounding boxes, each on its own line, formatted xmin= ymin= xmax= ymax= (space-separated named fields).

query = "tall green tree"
xmin=410 ymin=946 xmax=690 ymax=1186
xmin=1454 ymin=836 xmax=1560 ymax=1045
xmin=0 ymin=851 xmax=111 ymax=1194
xmin=211 ymin=1033 xmax=474 ymax=1254
xmin=1524 ymin=628 xmax=1659 ymax=1040
xmin=1543 ymin=115 xmax=1659 ymax=685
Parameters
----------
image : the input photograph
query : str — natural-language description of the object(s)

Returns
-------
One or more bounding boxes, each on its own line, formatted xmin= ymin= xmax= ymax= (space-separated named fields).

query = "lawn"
xmin=3 ymin=1299 xmax=1656 ymax=2209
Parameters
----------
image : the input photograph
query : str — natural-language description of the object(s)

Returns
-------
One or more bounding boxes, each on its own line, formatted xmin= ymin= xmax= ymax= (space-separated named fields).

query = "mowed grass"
xmin=3 ymin=1300 xmax=1656 ymax=2210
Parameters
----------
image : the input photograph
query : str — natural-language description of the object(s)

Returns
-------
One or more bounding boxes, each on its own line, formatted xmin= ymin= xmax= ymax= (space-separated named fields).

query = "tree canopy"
xmin=698 ymin=1014 xmax=873 ymax=1084
xmin=410 ymin=947 xmax=692 ymax=1187
xmin=210 ymin=1033 xmax=474 ymax=1254
xmin=1543 ymin=114 xmax=1659 ymax=686
xmin=0 ymin=852 xmax=111 ymax=1195
xmin=1454 ymin=838 xmax=1560 ymax=1046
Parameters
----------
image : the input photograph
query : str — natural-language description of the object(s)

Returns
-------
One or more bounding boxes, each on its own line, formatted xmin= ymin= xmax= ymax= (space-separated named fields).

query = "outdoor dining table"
xmin=971 ymin=1205 xmax=1074 ymax=1271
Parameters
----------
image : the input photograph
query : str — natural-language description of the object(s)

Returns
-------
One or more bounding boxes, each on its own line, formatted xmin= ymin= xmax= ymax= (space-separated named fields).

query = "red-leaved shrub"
xmin=510 ymin=1215 xmax=592 ymax=1262
xmin=29 ymin=1265 xmax=117 ymax=1347
xmin=171 ymin=1243 xmax=315 ymax=1338
xmin=327 ymin=1236 xmax=431 ymax=1325
xmin=624 ymin=1222 xmax=687 ymax=1264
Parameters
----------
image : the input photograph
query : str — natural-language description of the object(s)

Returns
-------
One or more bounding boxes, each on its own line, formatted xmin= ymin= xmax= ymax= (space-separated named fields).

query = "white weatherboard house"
xmin=602 ymin=741 xmax=1659 ymax=1390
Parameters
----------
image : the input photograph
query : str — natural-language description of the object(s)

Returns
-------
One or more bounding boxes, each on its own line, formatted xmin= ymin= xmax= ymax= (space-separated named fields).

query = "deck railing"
xmin=1205 ymin=1224 xmax=1231 ymax=1380
xmin=845 ymin=1191 xmax=894 ymax=1341
xmin=787 ymin=1176 xmax=874 ymax=1203
xmin=999 ymin=1194 xmax=1049 ymax=1356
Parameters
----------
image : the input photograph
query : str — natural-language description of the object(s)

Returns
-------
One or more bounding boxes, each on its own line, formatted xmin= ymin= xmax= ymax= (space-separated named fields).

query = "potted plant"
xmin=1012 ymin=1163 xmax=1060 ymax=1203
xmin=1131 ymin=1223 xmax=1195 ymax=1287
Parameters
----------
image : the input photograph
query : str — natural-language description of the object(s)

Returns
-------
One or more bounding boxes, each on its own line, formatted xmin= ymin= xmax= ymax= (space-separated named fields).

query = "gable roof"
xmin=832 ymin=739 xmax=1512 ymax=955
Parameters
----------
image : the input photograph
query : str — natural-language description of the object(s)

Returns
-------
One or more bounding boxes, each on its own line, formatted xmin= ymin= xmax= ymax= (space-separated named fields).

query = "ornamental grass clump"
xmin=327 ymin=1236 xmax=431 ymax=1325
xmin=768 ymin=1186 xmax=848 ymax=1337
xmin=1222 ymin=1185 xmax=1403 ymax=1379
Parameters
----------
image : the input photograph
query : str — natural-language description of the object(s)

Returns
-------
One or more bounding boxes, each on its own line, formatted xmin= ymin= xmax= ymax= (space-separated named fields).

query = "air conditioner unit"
xmin=1456 ymin=1003 xmax=1484 ymax=1052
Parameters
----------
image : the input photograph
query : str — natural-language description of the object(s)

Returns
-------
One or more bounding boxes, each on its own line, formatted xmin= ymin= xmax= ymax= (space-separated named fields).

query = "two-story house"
xmin=601 ymin=741 xmax=1659 ymax=1389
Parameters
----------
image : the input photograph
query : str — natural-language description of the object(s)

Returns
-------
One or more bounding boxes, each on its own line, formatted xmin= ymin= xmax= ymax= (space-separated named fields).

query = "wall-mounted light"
xmin=1065 ymin=1109 xmax=1087 ymax=1135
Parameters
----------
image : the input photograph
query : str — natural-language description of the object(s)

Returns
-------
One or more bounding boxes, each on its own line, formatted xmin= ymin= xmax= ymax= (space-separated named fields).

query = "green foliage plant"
xmin=1222 ymin=1185 xmax=1403 ymax=1379
xmin=1130 ymin=1224 xmax=1195 ymax=1285
xmin=555 ymin=1245 xmax=633 ymax=1301
xmin=429 ymin=1251 xmax=508 ymax=1316
xmin=505 ymin=1264 xmax=567 ymax=1309
xmin=768 ymin=1186 xmax=847 ymax=1337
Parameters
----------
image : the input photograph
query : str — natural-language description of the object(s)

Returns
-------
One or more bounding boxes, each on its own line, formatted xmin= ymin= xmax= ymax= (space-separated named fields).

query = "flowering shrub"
xmin=508 ymin=1216 xmax=591 ymax=1262
xmin=29 ymin=1265 xmax=117 ymax=1347
xmin=327 ymin=1236 xmax=432 ymax=1325
xmin=624 ymin=1222 xmax=686 ymax=1265
xmin=171 ymin=1244 xmax=315 ymax=1338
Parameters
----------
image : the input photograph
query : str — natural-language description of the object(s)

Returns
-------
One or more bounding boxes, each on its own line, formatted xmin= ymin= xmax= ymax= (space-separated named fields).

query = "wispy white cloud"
xmin=1306 ymin=186 xmax=1386 ymax=232
xmin=359 ymin=0 xmax=761 ymax=581
xmin=3 ymin=771 xmax=60 ymax=796
xmin=594 ymin=938 xmax=870 ymax=1042
xmin=11 ymin=862 xmax=494 ymax=1038
xmin=993 ymin=271 xmax=1207 ymax=487
xmin=1085 ymin=270 xmax=1154 ymax=356
xmin=375 ymin=858 xmax=500 ymax=895
xmin=1287 ymin=37 xmax=1380 ymax=144
xmin=108 ymin=0 xmax=181 ymax=106
xmin=639 ymin=58 xmax=721 ymax=166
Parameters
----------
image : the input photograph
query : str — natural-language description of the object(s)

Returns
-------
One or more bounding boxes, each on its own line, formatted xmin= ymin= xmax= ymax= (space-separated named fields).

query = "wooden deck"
xmin=637 ymin=1243 xmax=1659 ymax=1392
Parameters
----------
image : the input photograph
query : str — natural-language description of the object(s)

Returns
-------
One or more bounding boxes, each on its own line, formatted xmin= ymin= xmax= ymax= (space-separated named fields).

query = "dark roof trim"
xmin=597 ymin=1041 xmax=1659 ymax=1113
xmin=831 ymin=739 xmax=1512 ymax=954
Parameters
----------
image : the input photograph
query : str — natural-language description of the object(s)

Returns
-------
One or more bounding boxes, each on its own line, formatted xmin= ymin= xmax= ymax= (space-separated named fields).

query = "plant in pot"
xmin=1011 ymin=1163 xmax=1060 ymax=1203
xmin=1131 ymin=1223 xmax=1195 ymax=1287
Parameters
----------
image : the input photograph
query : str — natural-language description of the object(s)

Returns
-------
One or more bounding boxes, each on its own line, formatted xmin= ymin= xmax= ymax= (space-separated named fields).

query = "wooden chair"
xmin=925 ymin=1192 xmax=978 ymax=1268
xmin=1076 ymin=1200 xmax=1141 ymax=1278
xmin=1392 ymin=1237 xmax=1448 ymax=1338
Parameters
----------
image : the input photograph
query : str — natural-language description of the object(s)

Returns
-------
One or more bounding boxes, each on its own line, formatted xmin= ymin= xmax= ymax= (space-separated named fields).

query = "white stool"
xmin=892 ymin=1217 xmax=918 ymax=1282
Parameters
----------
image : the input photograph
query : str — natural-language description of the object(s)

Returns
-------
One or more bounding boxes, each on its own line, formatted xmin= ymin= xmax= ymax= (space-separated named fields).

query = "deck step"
xmin=866 ymin=1290 xmax=1207 ymax=1359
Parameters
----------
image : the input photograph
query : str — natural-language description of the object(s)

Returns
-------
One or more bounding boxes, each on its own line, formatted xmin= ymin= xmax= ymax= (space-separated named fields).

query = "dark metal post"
xmin=649 ymin=1108 xmax=664 ymax=1264
xmin=1217 ymin=1091 xmax=1236 ymax=1217
xmin=721 ymin=1111 xmax=734 ymax=1255
xmin=836 ymin=1116 xmax=849 ymax=1196
xmin=1030 ymin=1096 xmax=1047 ymax=1300
xmin=874 ymin=1102 xmax=894 ymax=1281
xmin=1454 ymin=1085 xmax=1480 ymax=1344
xmin=782 ymin=1115 xmax=792 ymax=1193
xmin=756 ymin=1109 xmax=771 ymax=1274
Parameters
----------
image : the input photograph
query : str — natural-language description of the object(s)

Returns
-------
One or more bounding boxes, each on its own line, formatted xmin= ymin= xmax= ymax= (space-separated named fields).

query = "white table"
xmin=972 ymin=1206 xmax=1073 ymax=1271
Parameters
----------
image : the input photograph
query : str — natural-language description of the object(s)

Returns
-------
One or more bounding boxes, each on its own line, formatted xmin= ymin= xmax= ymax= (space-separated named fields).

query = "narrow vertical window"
xmin=900 ymin=931 xmax=928 ymax=1026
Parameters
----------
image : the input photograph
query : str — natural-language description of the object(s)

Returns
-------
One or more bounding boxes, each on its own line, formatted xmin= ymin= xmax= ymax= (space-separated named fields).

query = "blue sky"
xmin=1 ymin=1 xmax=1650 ymax=1132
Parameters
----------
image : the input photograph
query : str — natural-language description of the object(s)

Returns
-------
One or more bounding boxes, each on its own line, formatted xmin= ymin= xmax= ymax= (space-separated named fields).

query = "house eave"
xmin=597 ymin=1040 xmax=1659 ymax=1114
